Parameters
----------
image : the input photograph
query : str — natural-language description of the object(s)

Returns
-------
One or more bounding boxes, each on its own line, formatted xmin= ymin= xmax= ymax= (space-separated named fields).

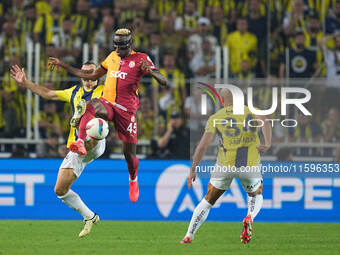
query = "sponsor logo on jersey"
xmin=155 ymin=164 xmax=203 ymax=218
xmin=110 ymin=71 xmax=127 ymax=79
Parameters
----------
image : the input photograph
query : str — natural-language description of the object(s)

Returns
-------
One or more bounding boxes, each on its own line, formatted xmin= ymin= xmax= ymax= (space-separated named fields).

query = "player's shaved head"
xmin=220 ymin=88 xmax=233 ymax=107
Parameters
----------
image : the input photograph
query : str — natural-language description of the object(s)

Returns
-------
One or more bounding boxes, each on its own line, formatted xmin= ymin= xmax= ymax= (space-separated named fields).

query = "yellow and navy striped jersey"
xmin=34 ymin=13 xmax=65 ymax=45
xmin=205 ymin=105 xmax=261 ymax=167
xmin=0 ymin=36 xmax=21 ymax=61
xmin=154 ymin=0 xmax=177 ymax=16
xmin=71 ymin=14 xmax=95 ymax=42
xmin=35 ymin=1 xmax=51 ymax=15
xmin=285 ymin=0 xmax=333 ymax=21
xmin=56 ymin=84 xmax=104 ymax=147
xmin=10 ymin=91 xmax=29 ymax=128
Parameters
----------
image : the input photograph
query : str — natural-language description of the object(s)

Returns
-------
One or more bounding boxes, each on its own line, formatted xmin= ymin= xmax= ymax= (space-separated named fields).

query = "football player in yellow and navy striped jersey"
xmin=10 ymin=61 xmax=103 ymax=147
xmin=181 ymin=88 xmax=272 ymax=245
xmin=11 ymin=62 xmax=104 ymax=237
xmin=55 ymin=71 xmax=103 ymax=147
xmin=57 ymin=61 xmax=104 ymax=147
xmin=205 ymin=102 xmax=261 ymax=167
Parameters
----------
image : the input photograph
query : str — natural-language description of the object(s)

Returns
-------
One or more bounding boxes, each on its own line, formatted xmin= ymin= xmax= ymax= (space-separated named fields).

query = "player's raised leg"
xmin=123 ymin=142 xmax=139 ymax=202
xmin=70 ymin=98 xmax=110 ymax=156
xmin=240 ymin=180 xmax=263 ymax=244
xmin=54 ymin=168 xmax=99 ymax=237
xmin=180 ymin=182 xmax=225 ymax=244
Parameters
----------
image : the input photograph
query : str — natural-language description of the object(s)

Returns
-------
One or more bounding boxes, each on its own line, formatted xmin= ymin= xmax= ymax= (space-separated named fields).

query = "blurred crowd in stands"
xmin=0 ymin=0 xmax=340 ymax=159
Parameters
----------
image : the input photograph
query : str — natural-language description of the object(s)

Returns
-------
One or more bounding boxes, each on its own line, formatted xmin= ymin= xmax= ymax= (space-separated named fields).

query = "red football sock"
xmin=78 ymin=104 xmax=96 ymax=141
xmin=127 ymin=156 xmax=139 ymax=181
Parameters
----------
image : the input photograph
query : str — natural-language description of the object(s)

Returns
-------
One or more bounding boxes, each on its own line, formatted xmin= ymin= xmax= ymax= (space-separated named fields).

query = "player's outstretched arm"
xmin=256 ymin=114 xmax=272 ymax=153
xmin=188 ymin=131 xmax=215 ymax=189
xmin=150 ymin=69 xmax=168 ymax=86
xmin=48 ymin=57 xmax=106 ymax=81
xmin=10 ymin=65 xmax=59 ymax=100
xmin=140 ymin=59 xmax=168 ymax=86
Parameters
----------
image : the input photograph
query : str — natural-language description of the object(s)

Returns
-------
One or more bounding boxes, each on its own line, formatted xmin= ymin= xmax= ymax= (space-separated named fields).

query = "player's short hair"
xmin=220 ymin=88 xmax=233 ymax=104
xmin=115 ymin=28 xmax=132 ymax=36
xmin=83 ymin=61 xmax=97 ymax=66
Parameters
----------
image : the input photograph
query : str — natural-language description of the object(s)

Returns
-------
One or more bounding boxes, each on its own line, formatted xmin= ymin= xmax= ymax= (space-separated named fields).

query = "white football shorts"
xmin=60 ymin=139 xmax=106 ymax=177
xmin=210 ymin=161 xmax=262 ymax=193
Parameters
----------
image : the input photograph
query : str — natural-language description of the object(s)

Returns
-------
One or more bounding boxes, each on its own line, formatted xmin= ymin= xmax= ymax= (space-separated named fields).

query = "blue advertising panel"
xmin=0 ymin=159 xmax=340 ymax=222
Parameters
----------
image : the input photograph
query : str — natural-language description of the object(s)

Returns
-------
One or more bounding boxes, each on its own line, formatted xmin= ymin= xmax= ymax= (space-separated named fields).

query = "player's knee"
xmin=204 ymin=185 xmax=223 ymax=205
xmin=54 ymin=185 xmax=69 ymax=197
xmin=248 ymin=183 xmax=263 ymax=197
xmin=204 ymin=193 xmax=216 ymax=205
xmin=90 ymin=99 xmax=108 ymax=119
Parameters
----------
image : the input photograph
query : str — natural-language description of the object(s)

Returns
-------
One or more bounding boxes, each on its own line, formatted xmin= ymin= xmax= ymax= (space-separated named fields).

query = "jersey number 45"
xmin=127 ymin=122 xmax=137 ymax=134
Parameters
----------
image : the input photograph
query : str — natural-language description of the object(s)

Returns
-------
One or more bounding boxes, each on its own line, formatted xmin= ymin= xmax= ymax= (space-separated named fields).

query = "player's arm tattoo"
xmin=150 ymin=70 xmax=168 ymax=87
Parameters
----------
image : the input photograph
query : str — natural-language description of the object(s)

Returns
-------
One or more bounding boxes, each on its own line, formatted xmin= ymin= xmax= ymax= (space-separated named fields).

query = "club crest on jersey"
xmin=110 ymin=70 xmax=127 ymax=79
xmin=119 ymin=60 xmax=124 ymax=65
xmin=129 ymin=61 xmax=135 ymax=68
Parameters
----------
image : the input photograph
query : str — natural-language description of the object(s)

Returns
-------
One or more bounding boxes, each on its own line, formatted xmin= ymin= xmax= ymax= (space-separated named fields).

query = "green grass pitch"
xmin=0 ymin=221 xmax=339 ymax=255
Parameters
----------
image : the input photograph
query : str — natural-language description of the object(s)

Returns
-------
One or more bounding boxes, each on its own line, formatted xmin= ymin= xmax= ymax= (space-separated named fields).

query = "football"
xmin=86 ymin=118 xmax=109 ymax=140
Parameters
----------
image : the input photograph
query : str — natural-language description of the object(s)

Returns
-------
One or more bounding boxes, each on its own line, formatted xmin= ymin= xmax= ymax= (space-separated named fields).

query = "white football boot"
xmin=79 ymin=214 xmax=100 ymax=238
xmin=70 ymin=99 xmax=87 ymax=127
